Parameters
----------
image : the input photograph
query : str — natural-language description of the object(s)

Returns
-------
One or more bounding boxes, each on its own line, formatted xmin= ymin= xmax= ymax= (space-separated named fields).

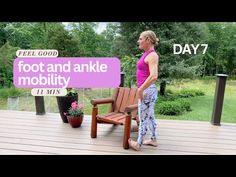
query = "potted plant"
xmin=56 ymin=88 xmax=78 ymax=123
xmin=65 ymin=101 xmax=84 ymax=128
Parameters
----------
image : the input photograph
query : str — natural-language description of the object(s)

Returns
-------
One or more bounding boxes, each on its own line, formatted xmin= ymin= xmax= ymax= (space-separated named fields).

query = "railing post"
xmin=211 ymin=74 xmax=228 ymax=126
xmin=120 ymin=72 xmax=125 ymax=87
xmin=35 ymin=96 xmax=45 ymax=115
xmin=160 ymin=79 xmax=167 ymax=96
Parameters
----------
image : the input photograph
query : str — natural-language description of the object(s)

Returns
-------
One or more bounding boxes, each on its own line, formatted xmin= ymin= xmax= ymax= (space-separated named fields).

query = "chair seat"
xmin=97 ymin=112 xmax=126 ymax=125
xmin=90 ymin=87 xmax=139 ymax=149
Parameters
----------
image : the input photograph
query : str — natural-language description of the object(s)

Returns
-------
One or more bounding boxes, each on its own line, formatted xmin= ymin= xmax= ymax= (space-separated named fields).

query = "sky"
xmin=96 ymin=22 xmax=107 ymax=34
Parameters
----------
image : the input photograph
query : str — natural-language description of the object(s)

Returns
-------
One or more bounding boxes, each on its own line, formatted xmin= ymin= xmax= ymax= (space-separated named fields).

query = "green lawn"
xmin=0 ymin=79 xmax=235 ymax=123
xmin=0 ymin=88 xmax=112 ymax=114
xmin=158 ymin=79 xmax=236 ymax=123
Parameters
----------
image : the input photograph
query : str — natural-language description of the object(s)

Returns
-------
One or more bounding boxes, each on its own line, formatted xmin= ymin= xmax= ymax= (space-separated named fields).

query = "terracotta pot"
xmin=67 ymin=115 xmax=83 ymax=128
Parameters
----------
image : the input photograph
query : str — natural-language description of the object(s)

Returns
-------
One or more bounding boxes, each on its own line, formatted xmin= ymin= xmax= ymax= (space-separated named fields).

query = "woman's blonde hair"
xmin=141 ymin=30 xmax=160 ymax=46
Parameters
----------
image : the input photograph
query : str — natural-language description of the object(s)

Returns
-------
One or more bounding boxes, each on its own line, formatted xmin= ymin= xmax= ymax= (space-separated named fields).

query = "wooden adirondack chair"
xmin=90 ymin=87 xmax=139 ymax=149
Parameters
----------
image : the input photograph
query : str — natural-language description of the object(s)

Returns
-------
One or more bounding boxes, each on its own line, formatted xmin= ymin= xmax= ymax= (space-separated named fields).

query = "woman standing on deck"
xmin=128 ymin=30 xmax=160 ymax=151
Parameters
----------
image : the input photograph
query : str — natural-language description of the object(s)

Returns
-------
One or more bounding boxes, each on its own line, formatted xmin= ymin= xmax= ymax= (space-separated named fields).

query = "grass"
xmin=0 ymin=79 xmax=236 ymax=123
xmin=0 ymin=98 xmax=7 ymax=109
xmin=157 ymin=79 xmax=236 ymax=123
xmin=0 ymin=88 xmax=113 ymax=114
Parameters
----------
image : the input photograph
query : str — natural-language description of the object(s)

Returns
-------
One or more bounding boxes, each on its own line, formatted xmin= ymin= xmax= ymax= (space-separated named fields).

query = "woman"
xmin=128 ymin=30 xmax=160 ymax=151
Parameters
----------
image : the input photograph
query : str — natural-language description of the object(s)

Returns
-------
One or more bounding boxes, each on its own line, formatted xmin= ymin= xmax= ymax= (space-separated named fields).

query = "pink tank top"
xmin=136 ymin=49 xmax=155 ymax=88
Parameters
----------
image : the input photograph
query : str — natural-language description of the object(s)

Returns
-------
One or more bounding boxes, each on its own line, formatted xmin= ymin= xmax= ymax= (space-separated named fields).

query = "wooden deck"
xmin=1 ymin=110 xmax=236 ymax=155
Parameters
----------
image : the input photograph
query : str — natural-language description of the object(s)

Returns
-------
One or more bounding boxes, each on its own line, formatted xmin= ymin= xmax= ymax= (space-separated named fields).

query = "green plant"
xmin=65 ymin=101 xmax=84 ymax=117
xmin=66 ymin=88 xmax=78 ymax=96
xmin=158 ymin=93 xmax=178 ymax=102
xmin=179 ymin=89 xmax=205 ymax=98
xmin=0 ymin=87 xmax=22 ymax=98
xmin=157 ymin=101 xmax=184 ymax=116
xmin=0 ymin=88 xmax=9 ymax=98
xmin=121 ymin=54 xmax=141 ymax=87
xmin=176 ymin=98 xmax=192 ymax=112
xmin=7 ymin=87 xmax=22 ymax=97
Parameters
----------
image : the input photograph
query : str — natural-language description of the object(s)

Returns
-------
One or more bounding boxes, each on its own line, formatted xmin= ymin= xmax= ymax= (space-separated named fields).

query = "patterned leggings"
xmin=137 ymin=84 xmax=158 ymax=146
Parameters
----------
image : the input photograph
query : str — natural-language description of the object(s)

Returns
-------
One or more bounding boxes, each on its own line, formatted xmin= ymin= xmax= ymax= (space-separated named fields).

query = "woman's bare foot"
xmin=143 ymin=139 xmax=158 ymax=147
xmin=128 ymin=138 xmax=141 ymax=151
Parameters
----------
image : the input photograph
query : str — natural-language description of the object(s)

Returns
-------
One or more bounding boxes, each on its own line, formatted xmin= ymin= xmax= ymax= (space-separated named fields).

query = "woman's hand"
xmin=138 ymin=88 xmax=144 ymax=100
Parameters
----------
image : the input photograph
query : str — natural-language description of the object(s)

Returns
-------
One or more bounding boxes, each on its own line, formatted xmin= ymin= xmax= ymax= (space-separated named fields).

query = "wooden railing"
xmin=35 ymin=72 xmax=125 ymax=115
xmin=35 ymin=73 xmax=228 ymax=126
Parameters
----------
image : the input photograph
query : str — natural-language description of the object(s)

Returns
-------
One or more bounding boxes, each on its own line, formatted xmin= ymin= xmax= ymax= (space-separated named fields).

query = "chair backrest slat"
xmin=126 ymin=88 xmax=137 ymax=106
xmin=113 ymin=87 xmax=139 ymax=115
xmin=109 ymin=88 xmax=119 ymax=112
xmin=114 ymin=87 xmax=125 ymax=112
xmin=119 ymin=88 xmax=130 ymax=112
xmin=131 ymin=89 xmax=139 ymax=118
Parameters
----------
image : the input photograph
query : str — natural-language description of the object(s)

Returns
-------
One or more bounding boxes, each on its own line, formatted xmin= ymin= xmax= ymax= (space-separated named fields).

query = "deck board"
xmin=1 ymin=110 xmax=236 ymax=154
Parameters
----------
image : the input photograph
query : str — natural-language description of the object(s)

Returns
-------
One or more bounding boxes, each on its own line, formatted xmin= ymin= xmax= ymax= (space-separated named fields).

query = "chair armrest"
xmin=124 ymin=104 xmax=138 ymax=113
xmin=91 ymin=98 xmax=114 ymax=106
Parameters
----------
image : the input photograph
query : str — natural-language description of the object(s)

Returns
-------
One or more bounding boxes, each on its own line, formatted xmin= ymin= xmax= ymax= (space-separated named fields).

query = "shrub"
xmin=158 ymin=93 xmax=178 ymax=102
xmin=0 ymin=87 xmax=22 ymax=98
xmin=194 ymin=90 xmax=205 ymax=96
xmin=176 ymin=98 xmax=191 ymax=112
xmin=0 ymin=88 xmax=9 ymax=98
xmin=165 ymin=89 xmax=173 ymax=94
xmin=156 ymin=88 xmax=204 ymax=115
xmin=179 ymin=89 xmax=204 ymax=98
xmin=7 ymin=87 xmax=22 ymax=97
xmin=157 ymin=101 xmax=184 ymax=116
xmin=179 ymin=89 xmax=196 ymax=98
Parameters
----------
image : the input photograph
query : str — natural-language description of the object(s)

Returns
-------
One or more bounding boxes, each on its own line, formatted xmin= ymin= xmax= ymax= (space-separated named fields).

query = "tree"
xmin=0 ymin=42 xmax=19 ymax=87
xmin=204 ymin=22 xmax=236 ymax=76
xmin=0 ymin=22 xmax=8 ymax=47
xmin=69 ymin=22 xmax=113 ymax=57
xmin=101 ymin=22 xmax=120 ymax=56
xmin=46 ymin=23 xmax=79 ymax=57
xmin=117 ymin=22 xmax=206 ymax=92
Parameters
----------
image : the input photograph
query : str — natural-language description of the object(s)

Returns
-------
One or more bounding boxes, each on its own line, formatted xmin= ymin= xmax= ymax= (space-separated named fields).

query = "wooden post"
xmin=35 ymin=96 xmax=45 ymax=115
xmin=119 ymin=72 xmax=125 ymax=87
xmin=160 ymin=79 xmax=166 ymax=96
xmin=211 ymin=74 xmax=228 ymax=126
xmin=123 ymin=113 xmax=131 ymax=149
xmin=91 ymin=107 xmax=98 ymax=138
